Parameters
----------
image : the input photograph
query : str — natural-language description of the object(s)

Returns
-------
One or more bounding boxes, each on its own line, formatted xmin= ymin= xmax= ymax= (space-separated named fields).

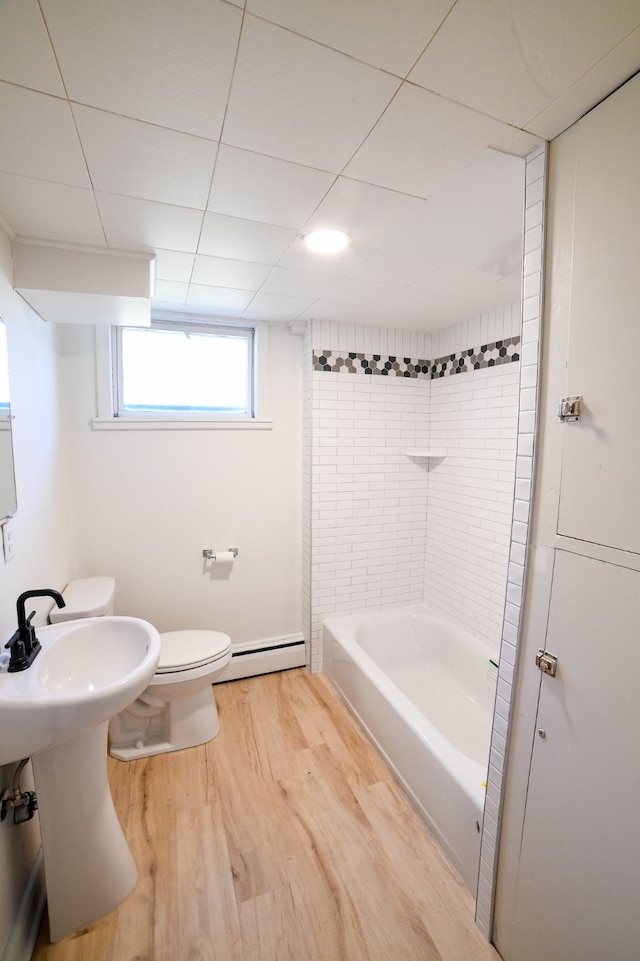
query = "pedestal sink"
xmin=0 ymin=616 xmax=161 ymax=941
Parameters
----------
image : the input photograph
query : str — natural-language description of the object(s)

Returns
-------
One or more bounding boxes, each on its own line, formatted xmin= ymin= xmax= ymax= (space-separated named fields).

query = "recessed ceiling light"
xmin=303 ymin=229 xmax=351 ymax=255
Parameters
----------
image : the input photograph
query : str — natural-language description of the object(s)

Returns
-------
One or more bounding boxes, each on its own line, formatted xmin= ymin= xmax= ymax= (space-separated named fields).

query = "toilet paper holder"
xmin=202 ymin=547 xmax=239 ymax=561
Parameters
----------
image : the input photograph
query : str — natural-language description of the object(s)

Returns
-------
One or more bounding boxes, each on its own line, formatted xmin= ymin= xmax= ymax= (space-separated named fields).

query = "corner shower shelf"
xmin=404 ymin=448 xmax=447 ymax=458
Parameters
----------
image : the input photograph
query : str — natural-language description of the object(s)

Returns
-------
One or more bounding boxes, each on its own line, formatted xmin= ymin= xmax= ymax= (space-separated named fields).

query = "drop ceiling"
xmin=1 ymin=0 xmax=639 ymax=332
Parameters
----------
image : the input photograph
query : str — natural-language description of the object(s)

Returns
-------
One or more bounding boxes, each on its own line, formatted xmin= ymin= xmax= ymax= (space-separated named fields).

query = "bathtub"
xmin=323 ymin=604 xmax=498 ymax=895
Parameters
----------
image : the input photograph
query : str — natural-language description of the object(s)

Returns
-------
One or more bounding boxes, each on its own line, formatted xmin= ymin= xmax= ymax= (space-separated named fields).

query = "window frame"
xmin=92 ymin=312 xmax=272 ymax=432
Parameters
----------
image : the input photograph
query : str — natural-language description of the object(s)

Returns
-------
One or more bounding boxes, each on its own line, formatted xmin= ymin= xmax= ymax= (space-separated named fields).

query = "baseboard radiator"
xmin=214 ymin=633 xmax=306 ymax=683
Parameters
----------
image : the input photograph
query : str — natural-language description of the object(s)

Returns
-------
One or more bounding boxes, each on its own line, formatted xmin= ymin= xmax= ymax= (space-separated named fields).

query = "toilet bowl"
xmin=50 ymin=578 xmax=232 ymax=761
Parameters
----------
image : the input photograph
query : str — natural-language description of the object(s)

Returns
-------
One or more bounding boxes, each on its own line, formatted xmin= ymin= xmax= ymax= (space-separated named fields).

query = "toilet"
xmin=49 ymin=577 xmax=232 ymax=761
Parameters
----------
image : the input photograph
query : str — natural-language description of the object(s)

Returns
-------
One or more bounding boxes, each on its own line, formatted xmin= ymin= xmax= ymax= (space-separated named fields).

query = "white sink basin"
xmin=0 ymin=616 xmax=161 ymax=766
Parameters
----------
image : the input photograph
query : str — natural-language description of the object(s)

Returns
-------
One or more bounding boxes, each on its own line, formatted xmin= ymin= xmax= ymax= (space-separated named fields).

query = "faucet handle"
xmin=4 ymin=630 xmax=28 ymax=672
xmin=5 ymin=629 xmax=20 ymax=650
xmin=5 ymin=610 xmax=41 ymax=672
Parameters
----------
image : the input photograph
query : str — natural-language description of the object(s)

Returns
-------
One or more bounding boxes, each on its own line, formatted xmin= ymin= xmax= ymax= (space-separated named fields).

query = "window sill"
xmin=91 ymin=417 xmax=273 ymax=431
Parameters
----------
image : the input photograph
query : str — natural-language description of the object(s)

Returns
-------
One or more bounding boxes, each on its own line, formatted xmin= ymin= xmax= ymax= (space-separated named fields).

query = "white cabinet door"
xmin=556 ymin=74 xmax=640 ymax=555
xmin=495 ymin=73 xmax=640 ymax=961
xmin=503 ymin=550 xmax=640 ymax=961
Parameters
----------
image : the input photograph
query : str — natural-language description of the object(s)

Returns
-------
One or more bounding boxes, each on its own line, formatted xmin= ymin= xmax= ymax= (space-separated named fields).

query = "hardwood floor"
xmin=32 ymin=669 xmax=500 ymax=961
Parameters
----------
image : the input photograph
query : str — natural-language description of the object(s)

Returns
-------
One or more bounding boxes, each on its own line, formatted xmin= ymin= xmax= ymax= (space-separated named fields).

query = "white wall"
xmin=58 ymin=321 xmax=303 ymax=646
xmin=0 ymin=227 xmax=76 ymax=956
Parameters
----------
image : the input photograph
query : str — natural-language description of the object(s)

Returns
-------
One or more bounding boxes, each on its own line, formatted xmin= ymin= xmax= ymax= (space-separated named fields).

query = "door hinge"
xmin=535 ymin=649 xmax=558 ymax=677
xmin=557 ymin=396 xmax=582 ymax=422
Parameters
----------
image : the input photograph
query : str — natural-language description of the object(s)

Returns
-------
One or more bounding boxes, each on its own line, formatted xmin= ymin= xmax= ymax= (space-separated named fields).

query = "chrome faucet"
xmin=4 ymin=589 xmax=66 ymax=673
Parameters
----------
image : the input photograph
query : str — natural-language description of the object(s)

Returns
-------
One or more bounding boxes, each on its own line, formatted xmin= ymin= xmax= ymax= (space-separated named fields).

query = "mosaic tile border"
xmin=313 ymin=337 xmax=520 ymax=379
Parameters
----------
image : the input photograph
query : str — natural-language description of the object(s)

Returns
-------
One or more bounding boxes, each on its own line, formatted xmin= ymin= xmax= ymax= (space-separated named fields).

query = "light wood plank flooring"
xmin=32 ymin=669 xmax=500 ymax=961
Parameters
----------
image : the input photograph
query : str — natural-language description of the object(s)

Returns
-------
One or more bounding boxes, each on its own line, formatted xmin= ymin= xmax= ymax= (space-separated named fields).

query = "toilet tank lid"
xmin=49 ymin=577 xmax=116 ymax=623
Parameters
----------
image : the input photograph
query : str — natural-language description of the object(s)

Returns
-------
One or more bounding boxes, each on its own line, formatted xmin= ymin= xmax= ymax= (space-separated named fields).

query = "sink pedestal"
xmin=32 ymin=721 xmax=137 ymax=942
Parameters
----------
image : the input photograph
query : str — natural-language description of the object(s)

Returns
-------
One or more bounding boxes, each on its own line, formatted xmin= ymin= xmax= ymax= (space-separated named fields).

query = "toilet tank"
xmin=49 ymin=577 xmax=116 ymax=623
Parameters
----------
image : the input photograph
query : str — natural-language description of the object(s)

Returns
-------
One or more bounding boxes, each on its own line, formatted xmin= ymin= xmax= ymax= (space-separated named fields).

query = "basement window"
xmin=113 ymin=319 xmax=255 ymax=419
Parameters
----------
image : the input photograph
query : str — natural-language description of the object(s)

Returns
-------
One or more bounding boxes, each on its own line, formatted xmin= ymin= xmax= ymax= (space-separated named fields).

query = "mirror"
xmin=0 ymin=318 xmax=17 ymax=518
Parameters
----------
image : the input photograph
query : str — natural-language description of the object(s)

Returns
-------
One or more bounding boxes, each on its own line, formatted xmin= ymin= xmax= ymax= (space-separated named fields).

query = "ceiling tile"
xmin=242 ymin=291 xmax=316 ymax=321
xmin=245 ymin=0 xmax=456 ymax=75
xmin=409 ymin=0 xmax=640 ymax=129
xmin=302 ymin=177 xmax=425 ymax=245
xmin=500 ymin=129 xmax=546 ymax=158
xmin=1 ymin=1 xmax=637 ymax=332
xmin=408 ymin=0 xmax=551 ymax=127
xmin=278 ymin=236 xmax=376 ymax=274
xmin=222 ymin=15 xmax=400 ymax=171
xmin=0 ymin=83 xmax=90 ymax=187
xmin=525 ymin=26 xmax=640 ymax=140
xmin=376 ymin=149 xmax=524 ymax=276
xmin=0 ymin=173 xmax=105 ymax=246
xmin=343 ymin=83 xmax=513 ymax=198
xmin=41 ymin=0 xmax=242 ymax=139
xmin=73 ymin=106 xmax=217 ymax=209
xmin=511 ymin=0 xmax=640 ymax=97
xmin=299 ymin=290 xmax=473 ymax=331
xmin=198 ymin=212 xmax=296 ymax=264
xmin=321 ymin=275 xmax=437 ymax=311
xmin=153 ymin=250 xmax=196 ymax=283
xmin=186 ymin=284 xmax=255 ymax=312
xmin=261 ymin=267 xmax=334 ymax=299
xmin=153 ymin=280 xmax=189 ymax=305
xmin=413 ymin=263 xmax=505 ymax=296
xmin=208 ymin=145 xmax=335 ymax=228
xmin=191 ymin=254 xmax=272 ymax=290
xmin=0 ymin=0 xmax=65 ymax=96
xmin=96 ymin=193 xmax=204 ymax=253
xmin=350 ymin=247 xmax=444 ymax=287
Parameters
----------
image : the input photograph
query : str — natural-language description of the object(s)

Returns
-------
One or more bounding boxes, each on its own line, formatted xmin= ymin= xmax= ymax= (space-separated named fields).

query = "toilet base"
xmin=109 ymin=683 xmax=221 ymax=760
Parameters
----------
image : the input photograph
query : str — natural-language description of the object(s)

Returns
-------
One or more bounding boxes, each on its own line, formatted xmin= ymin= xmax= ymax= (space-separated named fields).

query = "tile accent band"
xmin=313 ymin=337 xmax=520 ymax=378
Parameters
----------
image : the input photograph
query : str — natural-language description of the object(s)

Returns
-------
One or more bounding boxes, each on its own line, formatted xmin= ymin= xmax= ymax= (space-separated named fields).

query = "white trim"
xmin=1 ymin=850 xmax=46 ymax=961
xmin=94 ymin=324 xmax=113 ymax=420
xmin=475 ymin=142 xmax=547 ymax=939
xmin=91 ymin=417 xmax=273 ymax=431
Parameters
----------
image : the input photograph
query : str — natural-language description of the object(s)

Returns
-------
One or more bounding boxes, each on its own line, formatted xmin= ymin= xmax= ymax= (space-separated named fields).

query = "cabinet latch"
xmin=535 ymin=649 xmax=558 ymax=677
xmin=557 ymin=396 xmax=582 ymax=422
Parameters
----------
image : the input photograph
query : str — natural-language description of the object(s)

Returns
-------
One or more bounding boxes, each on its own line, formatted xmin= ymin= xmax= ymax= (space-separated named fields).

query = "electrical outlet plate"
xmin=2 ymin=519 xmax=15 ymax=562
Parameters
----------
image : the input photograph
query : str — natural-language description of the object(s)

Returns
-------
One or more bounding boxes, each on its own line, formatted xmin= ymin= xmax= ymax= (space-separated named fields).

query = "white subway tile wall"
xmin=308 ymin=306 xmax=522 ymax=671
xmin=307 ymin=322 xmax=432 ymax=671
xmin=475 ymin=144 xmax=546 ymax=937
xmin=424 ymin=315 xmax=521 ymax=654
xmin=309 ymin=375 xmax=431 ymax=667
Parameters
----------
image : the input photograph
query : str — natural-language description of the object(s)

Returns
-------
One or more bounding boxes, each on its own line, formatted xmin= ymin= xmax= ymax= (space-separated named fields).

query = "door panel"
xmin=557 ymin=74 xmax=640 ymax=555
xmin=505 ymin=550 xmax=640 ymax=961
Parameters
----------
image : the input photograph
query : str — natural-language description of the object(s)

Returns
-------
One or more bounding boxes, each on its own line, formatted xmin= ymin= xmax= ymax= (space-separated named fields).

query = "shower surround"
xmin=304 ymin=303 xmax=522 ymax=672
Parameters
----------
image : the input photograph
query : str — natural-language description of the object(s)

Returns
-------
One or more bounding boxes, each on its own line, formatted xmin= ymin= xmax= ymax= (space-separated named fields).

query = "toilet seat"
xmin=155 ymin=630 xmax=231 ymax=674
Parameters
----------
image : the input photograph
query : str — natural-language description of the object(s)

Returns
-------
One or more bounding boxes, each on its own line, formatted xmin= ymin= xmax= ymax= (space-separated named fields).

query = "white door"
xmin=502 ymin=550 xmax=640 ymax=961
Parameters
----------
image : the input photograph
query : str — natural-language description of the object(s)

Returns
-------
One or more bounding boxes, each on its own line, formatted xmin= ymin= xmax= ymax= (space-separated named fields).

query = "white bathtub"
xmin=323 ymin=604 xmax=498 ymax=895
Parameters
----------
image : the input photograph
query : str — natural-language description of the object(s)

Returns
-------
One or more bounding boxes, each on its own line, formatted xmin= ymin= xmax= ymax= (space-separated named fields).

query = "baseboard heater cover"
xmin=214 ymin=634 xmax=306 ymax=683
